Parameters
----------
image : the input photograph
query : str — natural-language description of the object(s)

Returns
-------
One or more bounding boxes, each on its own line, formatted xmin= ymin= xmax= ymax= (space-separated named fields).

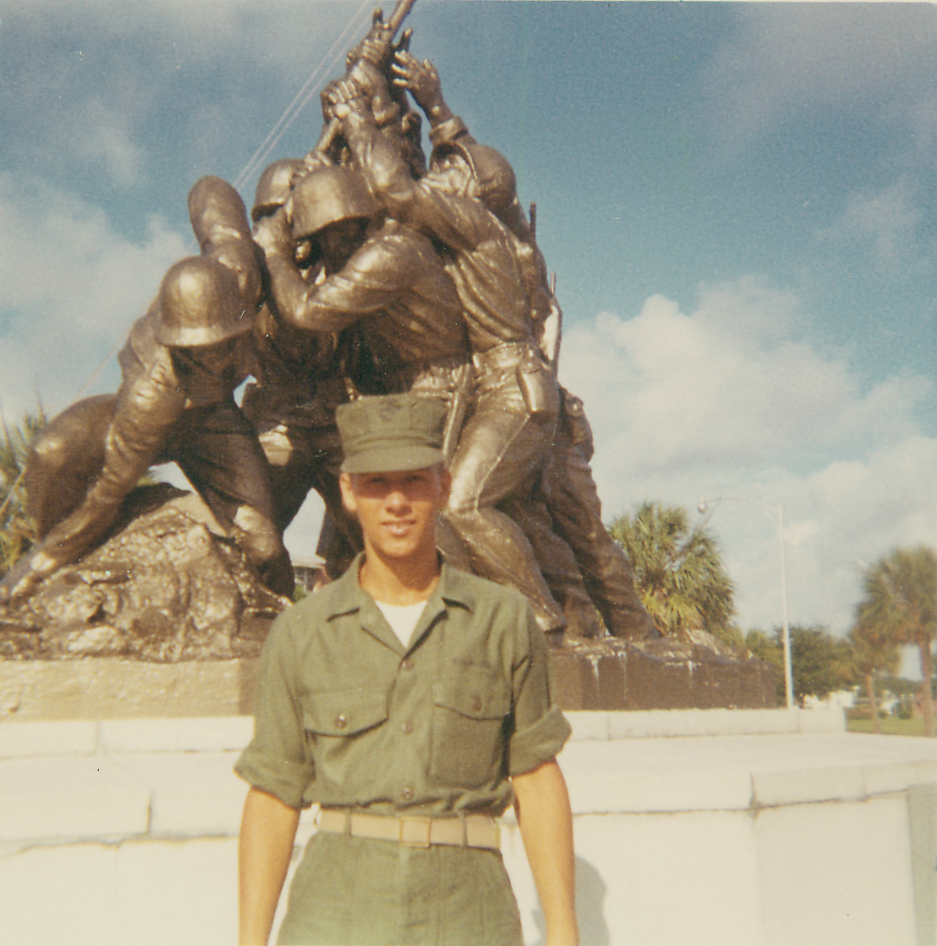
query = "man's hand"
xmin=252 ymin=209 xmax=293 ymax=258
xmin=0 ymin=549 xmax=57 ymax=605
xmin=211 ymin=238 xmax=262 ymax=305
xmin=296 ymin=150 xmax=332 ymax=180
xmin=345 ymin=8 xmax=394 ymax=71
xmin=320 ymin=74 xmax=375 ymax=124
xmin=239 ymin=787 xmax=300 ymax=946
xmin=513 ymin=759 xmax=579 ymax=946
xmin=391 ymin=50 xmax=443 ymax=115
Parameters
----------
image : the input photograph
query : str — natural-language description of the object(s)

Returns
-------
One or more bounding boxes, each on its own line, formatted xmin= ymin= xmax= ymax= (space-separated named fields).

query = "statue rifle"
xmin=313 ymin=0 xmax=418 ymax=157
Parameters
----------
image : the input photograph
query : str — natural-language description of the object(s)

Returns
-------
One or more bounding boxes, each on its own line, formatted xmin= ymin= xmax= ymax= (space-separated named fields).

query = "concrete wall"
xmin=1 ymin=708 xmax=934 ymax=946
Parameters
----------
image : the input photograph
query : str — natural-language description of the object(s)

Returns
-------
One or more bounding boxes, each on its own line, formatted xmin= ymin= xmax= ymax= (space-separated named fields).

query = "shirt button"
xmin=401 ymin=786 xmax=414 ymax=801
xmin=401 ymin=658 xmax=414 ymax=670
xmin=335 ymin=713 xmax=347 ymax=729
xmin=402 ymin=721 xmax=414 ymax=734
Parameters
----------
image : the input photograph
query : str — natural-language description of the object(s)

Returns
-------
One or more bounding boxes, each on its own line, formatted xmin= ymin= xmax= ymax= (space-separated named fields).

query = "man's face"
xmin=340 ymin=466 xmax=451 ymax=566
xmin=175 ymin=336 xmax=239 ymax=377
xmin=294 ymin=237 xmax=316 ymax=270
xmin=315 ymin=218 xmax=368 ymax=273
xmin=427 ymin=153 xmax=476 ymax=200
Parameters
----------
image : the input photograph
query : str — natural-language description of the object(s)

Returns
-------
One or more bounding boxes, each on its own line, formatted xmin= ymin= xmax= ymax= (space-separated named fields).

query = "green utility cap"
xmin=336 ymin=394 xmax=447 ymax=474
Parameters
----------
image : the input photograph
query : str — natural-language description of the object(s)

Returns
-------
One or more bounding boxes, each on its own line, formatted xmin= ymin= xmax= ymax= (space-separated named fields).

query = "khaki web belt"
xmin=316 ymin=808 xmax=500 ymax=850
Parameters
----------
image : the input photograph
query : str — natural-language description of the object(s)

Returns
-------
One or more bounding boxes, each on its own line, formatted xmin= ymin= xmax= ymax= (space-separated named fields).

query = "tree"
xmin=744 ymin=628 xmax=782 ymax=671
xmin=0 ymin=410 xmax=46 ymax=580
xmin=745 ymin=625 xmax=852 ymax=706
xmin=608 ymin=501 xmax=735 ymax=640
xmin=848 ymin=617 xmax=900 ymax=734
xmin=856 ymin=547 xmax=937 ymax=736
xmin=787 ymin=624 xmax=854 ymax=707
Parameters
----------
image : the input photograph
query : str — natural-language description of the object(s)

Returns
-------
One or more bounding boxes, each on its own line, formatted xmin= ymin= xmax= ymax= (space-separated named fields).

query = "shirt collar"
xmin=323 ymin=552 xmax=478 ymax=621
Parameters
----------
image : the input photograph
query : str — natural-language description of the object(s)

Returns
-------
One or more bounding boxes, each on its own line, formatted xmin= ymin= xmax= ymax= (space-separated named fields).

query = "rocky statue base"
xmin=0 ymin=488 xmax=777 ymax=716
xmin=0 ymin=486 xmax=285 ymax=664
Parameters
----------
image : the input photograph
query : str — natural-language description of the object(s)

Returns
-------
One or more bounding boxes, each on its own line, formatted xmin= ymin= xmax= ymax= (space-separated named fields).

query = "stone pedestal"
xmin=3 ymin=709 xmax=935 ymax=946
xmin=551 ymin=638 xmax=778 ymax=711
xmin=0 ymin=638 xmax=777 ymax=720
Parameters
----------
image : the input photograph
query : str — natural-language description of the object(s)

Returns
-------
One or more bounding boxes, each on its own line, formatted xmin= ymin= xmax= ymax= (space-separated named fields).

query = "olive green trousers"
xmin=276 ymin=832 xmax=524 ymax=946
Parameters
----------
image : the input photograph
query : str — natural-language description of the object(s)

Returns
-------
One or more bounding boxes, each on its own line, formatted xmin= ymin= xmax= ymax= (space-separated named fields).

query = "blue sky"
xmin=1 ymin=1 xmax=935 ymax=656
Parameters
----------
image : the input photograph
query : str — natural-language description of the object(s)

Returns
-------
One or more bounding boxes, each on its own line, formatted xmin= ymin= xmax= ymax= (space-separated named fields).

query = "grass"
xmin=846 ymin=715 xmax=930 ymax=737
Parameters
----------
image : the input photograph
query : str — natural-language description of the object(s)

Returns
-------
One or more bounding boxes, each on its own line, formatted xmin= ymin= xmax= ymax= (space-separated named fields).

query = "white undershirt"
xmin=374 ymin=600 xmax=428 ymax=648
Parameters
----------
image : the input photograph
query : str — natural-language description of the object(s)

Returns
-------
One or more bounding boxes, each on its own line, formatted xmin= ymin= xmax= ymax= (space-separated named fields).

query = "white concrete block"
xmin=0 ymin=842 xmax=120 ymax=946
xmin=0 ymin=719 xmax=98 ymax=758
xmin=797 ymin=706 xmax=846 ymax=733
xmin=512 ymin=811 xmax=765 ymax=946
xmin=99 ymin=716 xmax=253 ymax=753
xmin=862 ymin=759 xmax=937 ymax=797
xmin=566 ymin=710 xmax=611 ymax=741
xmin=753 ymin=764 xmax=866 ymax=807
xmin=0 ymin=756 xmax=150 ymax=842
xmin=560 ymin=741 xmax=754 ymax=814
xmin=114 ymin=837 xmax=239 ymax=946
xmin=754 ymin=794 xmax=917 ymax=946
xmin=908 ymin=782 xmax=937 ymax=946
xmin=1 ymin=718 xmax=932 ymax=946
xmin=114 ymin=751 xmax=248 ymax=836
xmin=607 ymin=708 xmax=799 ymax=740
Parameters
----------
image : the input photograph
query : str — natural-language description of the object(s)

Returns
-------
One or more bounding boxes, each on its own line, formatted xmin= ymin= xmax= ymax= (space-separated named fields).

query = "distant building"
xmin=292 ymin=557 xmax=328 ymax=593
xmin=803 ymin=690 xmax=856 ymax=711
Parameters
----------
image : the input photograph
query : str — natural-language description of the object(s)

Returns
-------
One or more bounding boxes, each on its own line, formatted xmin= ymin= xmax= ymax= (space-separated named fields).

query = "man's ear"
xmin=339 ymin=472 xmax=358 ymax=515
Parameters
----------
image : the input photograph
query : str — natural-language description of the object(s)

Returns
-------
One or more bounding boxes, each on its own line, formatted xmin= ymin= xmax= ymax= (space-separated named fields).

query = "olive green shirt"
xmin=235 ymin=556 xmax=570 ymax=815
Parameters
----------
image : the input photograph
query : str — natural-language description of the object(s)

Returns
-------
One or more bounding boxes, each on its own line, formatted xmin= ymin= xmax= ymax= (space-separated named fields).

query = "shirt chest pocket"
xmin=300 ymin=689 xmax=389 ymax=792
xmin=302 ymin=689 xmax=389 ymax=737
xmin=429 ymin=669 xmax=510 ymax=790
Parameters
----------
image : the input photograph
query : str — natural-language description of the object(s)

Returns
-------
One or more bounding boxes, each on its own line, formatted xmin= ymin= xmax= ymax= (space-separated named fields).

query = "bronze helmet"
xmin=154 ymin=256 xmax=251 ymax=347
xmin=251 ymin=158 xmax=303 ymax=223
xmin=430 ymin=141 xmax=517 ymax=220
xmin=289 ymin=165 xmax=378 ymax=242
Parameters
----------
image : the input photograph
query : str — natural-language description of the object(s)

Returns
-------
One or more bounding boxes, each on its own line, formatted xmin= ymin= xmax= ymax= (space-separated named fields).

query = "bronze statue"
xmin=0 ymin=177 xmax=292 ymax=603
xmin=250 ymin=161 xmax=470 ymax=575
xmin=0 ymin=1 xmax=657 ymax=648
xmin=322 ymin=73 xmax=567 ymax=635
xmin=387 ymin=48 xmax=653 ymax=639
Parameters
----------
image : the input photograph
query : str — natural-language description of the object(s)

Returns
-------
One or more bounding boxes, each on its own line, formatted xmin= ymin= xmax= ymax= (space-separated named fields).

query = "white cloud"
xmin=703 ymin=4 xmax=937 ymax=156
xmin=560 ymin=277 xmax=929 ymax=475
xmin=558 ymin=277 xmax=935 ymax=636
xmin=72 ymin=98 xmax=146 ymax=190
xmin=816 ymin=177 xmax=923 ymax=269
xmin=0 ymin=175 xmax=185 ymax=420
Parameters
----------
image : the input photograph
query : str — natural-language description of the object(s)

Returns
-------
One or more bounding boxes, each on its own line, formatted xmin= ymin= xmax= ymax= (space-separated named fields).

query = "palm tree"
xmin=856 ymin=547 xmax=937 ymax=736
xmin=608 ymin=501 xmax=734 ymax=640
xmin=0 ymin=409 xmax=46 ymax=579
xmin=848 ymin=618 xmax=900 ymax=734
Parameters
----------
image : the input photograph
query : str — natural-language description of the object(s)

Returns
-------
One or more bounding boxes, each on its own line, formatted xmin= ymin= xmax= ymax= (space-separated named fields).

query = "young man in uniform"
xmin=236 ymin=393 xmax=578 ymax=946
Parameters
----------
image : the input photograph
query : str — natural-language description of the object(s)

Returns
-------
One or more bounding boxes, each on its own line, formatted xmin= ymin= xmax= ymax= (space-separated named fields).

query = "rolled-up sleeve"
xmin=507 ymin=608 xmax=572 ymax=777
xmin=235 ymin=615 xmax=315 ymax=808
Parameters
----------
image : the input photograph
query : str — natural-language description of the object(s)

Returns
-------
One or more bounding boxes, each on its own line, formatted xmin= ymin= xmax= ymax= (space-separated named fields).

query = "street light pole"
xmin=698 ymin=496 xmax=794 ymax=709
xmin=775 ymin=504 xmax=794 ymax=711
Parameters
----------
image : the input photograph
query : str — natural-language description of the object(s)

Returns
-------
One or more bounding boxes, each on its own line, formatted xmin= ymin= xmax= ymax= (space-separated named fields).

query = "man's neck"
xmin=358 ymin=546 xmax=442 ymax=606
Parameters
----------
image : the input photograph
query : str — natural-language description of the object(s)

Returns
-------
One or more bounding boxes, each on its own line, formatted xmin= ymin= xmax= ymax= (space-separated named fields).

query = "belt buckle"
xmin=399 ymin=816 xmax=432 ymax=848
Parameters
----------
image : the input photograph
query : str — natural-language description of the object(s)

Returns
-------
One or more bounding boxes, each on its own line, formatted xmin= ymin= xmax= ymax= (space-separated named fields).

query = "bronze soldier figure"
xmin=0 ymin=177 xmax=291 ymax=602
xmin=392 ymin=49 xmax=655 ymax=640
xmin=325 ymin=64 xmax=568 ymax=637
